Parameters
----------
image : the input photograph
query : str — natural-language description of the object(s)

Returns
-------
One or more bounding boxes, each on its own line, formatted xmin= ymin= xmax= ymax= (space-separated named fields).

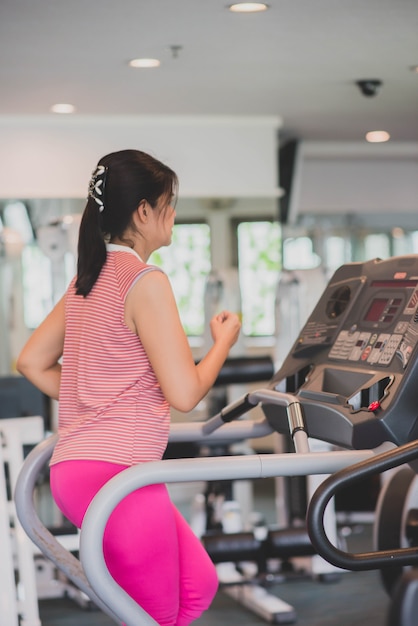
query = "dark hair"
xmin=75 ymin=149 xmax=178 ymax=296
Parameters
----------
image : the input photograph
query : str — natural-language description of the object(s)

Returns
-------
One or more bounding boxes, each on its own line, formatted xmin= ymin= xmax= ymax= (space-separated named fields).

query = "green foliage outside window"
xmin=149 ymin=223 xmax=211 ymax=336
xmin=237 ymin=221 xmax=281 ymax=336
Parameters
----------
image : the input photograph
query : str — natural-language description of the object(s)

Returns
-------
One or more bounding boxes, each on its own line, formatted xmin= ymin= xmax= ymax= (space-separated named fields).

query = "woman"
xmin=17 ymin=149 xmax=241 ymax=625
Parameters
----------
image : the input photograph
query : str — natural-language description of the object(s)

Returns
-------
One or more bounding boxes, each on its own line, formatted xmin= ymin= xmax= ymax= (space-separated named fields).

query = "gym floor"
xmin=39 ymin=568 xmax=389 ymax=626
xmin=37 ymin=478 xmax=391 ymax=626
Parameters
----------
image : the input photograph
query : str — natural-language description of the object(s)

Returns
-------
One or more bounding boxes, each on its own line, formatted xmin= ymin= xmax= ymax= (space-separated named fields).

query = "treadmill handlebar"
xmin=307 ymin=438 xmax=418 ymax=571
xmin=201 ymin=388 xmax=306 ymax=436
xmin=201 ymin=394 xmax=256 ymax=435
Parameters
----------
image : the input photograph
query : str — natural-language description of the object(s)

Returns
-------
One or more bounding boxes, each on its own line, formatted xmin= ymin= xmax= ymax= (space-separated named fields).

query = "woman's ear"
xmin=136 ymin=199 xmax=148 ymax=223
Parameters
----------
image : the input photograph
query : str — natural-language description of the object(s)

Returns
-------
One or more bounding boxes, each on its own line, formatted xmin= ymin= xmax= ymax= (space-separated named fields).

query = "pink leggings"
xmin=50 ymin=460 xmax=218 ymax=625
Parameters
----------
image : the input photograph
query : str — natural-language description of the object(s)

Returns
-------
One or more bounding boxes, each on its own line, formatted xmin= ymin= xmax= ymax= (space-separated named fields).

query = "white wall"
xmin=2 ymin=116 xmax=417 ymax=217
xmin=0 ymin=115 xmax=281 ymax=199
xmin=294 ymin=141 xmax=418 ymax=219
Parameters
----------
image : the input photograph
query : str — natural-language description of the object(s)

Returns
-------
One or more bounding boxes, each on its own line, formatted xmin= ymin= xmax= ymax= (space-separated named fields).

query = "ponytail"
xmin=74 ymin=198 xmax=107 ymax=296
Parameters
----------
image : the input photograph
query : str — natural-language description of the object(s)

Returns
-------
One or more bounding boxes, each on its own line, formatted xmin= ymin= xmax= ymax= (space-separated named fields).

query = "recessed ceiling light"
xmin=365 ymin=130 xmax=391 ymax=143
xmin=50 ymin=103 xmax=76 ymax=114
xmin=410 ymin=65 xmax=418 ymax=73
xmin=228 ymin=3 xmax=269 ymax=12
xmin=392 ymin=227 xmax=405 ymax=239
xmin=128 ymin=58 xmax=161 ymax=68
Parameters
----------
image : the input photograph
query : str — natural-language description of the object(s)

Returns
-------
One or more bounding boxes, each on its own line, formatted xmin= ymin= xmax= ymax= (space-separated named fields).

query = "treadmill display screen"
xmin=364 ymin=298 xmax=389 ymax=322
xmin=371 ymin=280 xmax=418 ymax=289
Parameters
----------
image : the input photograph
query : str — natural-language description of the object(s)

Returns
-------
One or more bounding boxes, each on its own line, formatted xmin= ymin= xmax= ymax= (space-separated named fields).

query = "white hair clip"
xmin=88 ymin=165 xmax=107 ymax=212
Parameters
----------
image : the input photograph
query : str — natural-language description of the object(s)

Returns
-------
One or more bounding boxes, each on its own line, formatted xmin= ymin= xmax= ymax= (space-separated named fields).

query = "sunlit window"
xmin=22 ymin=244 xmax=53 ymax=329
xmin=3 ymin=201 xmax=34 ymax=244
xmin=325 ymin=236 xmax=350 ymax=271
xmin=411 ymin=232 xmax=418 ymax=253
xmin=364 ymin=234 xmax=391 ymax=260
xmin=237 ymin=221 xmax=281 ymax=336
xmin=20 ymin=218 xmax=78 ymax=329
xmin=149 ymin=223 xmax=211 ymax=336
xmin=283 ymin=236 xmax=321 ymax=270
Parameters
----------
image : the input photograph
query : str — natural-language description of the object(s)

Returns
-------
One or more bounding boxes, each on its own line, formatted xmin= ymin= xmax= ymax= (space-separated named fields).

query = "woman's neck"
xmin=109 ymin=237 xmax=150 ymax=262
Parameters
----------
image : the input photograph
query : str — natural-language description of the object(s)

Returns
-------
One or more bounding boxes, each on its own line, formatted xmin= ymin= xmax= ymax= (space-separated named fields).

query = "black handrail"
xmin=307 ymin=439 xmax=418 ymax=571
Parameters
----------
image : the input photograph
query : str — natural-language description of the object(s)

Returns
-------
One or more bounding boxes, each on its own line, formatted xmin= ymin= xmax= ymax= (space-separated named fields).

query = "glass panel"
xmin=149 ymin=223 xmax=211 ymax=336
xmin=237 ymin=221 xmax=281 ymax=336
xmin=3 ymin=201 xmax=34 ymax=244
xmin=325 ymin=236 xmax=350 ymax=271
xmin=22 ymin=244 xmax=53 ymax=329
xmin=392 ymin=228 xmax=417 ymax=256
xmin=283 ymin=236 xmax=321 ymax=270
xmin=364 ymin=234 xmax=391 ymax=260
xmin=411 ymin=231 xmax=418 ymax=253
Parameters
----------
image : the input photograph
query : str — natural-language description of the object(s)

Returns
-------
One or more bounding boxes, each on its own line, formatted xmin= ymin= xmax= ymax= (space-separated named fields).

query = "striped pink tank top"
xmin=50 ymin=244 xmax=170 ymax=467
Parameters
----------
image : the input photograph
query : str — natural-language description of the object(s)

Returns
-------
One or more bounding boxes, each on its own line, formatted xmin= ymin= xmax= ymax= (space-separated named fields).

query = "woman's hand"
xmin=210 ymin=310 xmax=241 ymax=349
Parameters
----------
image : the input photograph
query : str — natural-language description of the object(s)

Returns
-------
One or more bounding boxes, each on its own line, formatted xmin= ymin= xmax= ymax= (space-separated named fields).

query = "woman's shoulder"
xmin=108 ymin=249 xmax=165 ymax=299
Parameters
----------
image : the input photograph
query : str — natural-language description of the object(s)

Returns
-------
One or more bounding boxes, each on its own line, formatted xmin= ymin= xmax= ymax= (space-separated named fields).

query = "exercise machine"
xmin=14 ymin=255 xmax=418 ymax=625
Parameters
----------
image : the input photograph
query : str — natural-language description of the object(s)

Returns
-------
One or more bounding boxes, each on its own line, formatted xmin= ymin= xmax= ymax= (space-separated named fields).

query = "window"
xmin=324 ymin=236 xmax=351 ymax=271
xmin=410 ymin=231 xmax=418 ymax=253
xmin=22 ymin=221 xmax=78 ymax=329
xmin=364 ymin=234 xmax=391 ymax=260
xmin=22 ymin=244 xmax=53 ymax=329
xmin=2 ymin=201 xmax=34 ymax=244
xmin=236 ymin=220 xmax=281 ymax=336
xmin=149 ymin=223 xmax=211 ymax=336
xmin=283 ymin=236 xmax=322 ymax=270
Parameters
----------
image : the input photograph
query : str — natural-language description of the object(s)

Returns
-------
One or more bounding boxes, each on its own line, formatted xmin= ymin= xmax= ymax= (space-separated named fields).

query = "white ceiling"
xmin=1 ymin=0 xmax=418 ymax=142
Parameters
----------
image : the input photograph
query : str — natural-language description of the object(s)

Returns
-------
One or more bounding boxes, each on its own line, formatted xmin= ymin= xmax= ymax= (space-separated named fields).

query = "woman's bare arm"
xmin=125 ymin=271 xmax=241 ymax=413
xmin=16 ymin=297 xmax=65 ymax=400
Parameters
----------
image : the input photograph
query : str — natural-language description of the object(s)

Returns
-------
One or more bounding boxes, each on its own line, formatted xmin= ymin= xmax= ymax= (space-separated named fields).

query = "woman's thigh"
xmin=172 ymin=506 xmax=218 ymax=624
xmin=50 ymin=461 xmax=181 ymax=623
xmin=50 ymin=460 xmax=217 ymax=625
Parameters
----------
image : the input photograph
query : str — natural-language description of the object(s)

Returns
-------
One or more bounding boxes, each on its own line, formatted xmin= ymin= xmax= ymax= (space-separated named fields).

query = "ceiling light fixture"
xmin=410 ymin=65 xmax=418 ymax=73
xmin=365 ymin=130 xmax=390 ymax=143
xmin=50 ymin=103 xmax=76 ymax=114
xmin=129 ymin=58 xmax=161 ymax=68
xmin=228 ymin=3 xmax=269 ymax=13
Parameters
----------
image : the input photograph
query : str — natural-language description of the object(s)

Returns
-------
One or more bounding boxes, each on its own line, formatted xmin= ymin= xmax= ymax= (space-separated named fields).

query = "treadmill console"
xmin=263 ymin=256 xmax=418 ymax=449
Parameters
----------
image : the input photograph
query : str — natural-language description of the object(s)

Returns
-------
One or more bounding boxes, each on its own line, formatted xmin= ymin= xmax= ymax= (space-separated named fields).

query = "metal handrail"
xmin=307 ymin=438 xmax=418 ymax=571
xmin=13 ymin=434 xmax=123 ymax=624
xmin=79 ymin=447 xmax=375 ymax=626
